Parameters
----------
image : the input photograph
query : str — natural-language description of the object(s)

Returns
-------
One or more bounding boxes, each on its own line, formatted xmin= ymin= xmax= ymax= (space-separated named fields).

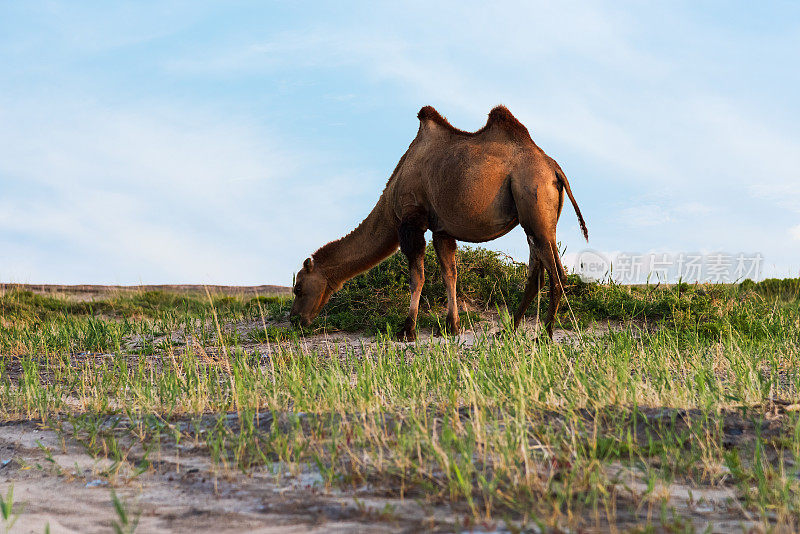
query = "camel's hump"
xmin=417 ymin=105 xmax=531 ymax=142
xmin=417 ymin=105 xmax=443 ymax=122
xmin=485 ymin=105 xmax=531 ymax=141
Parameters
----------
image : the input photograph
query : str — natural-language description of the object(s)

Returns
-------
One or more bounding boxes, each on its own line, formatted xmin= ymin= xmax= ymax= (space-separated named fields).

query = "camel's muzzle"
xmin=289 ymin=313 xmax=311 ymax=328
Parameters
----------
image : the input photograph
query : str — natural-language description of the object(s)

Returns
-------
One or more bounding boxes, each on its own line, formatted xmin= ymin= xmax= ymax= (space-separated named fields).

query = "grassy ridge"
xmin=320 ymin=244 xmax=799 ymax=340
xmin=317 ymin=245 xmax=525 ymax=332
xmin=1 ymin=245 xmax=797 ymax=346
xmin=0 ymin=290 xmax=291 ymax=354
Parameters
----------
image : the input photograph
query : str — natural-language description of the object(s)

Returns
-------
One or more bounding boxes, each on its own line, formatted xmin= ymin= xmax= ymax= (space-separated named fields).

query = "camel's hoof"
xmin=396 ymin=318 xmax=417 ymax=341
xmin=447 ymin=318 xmax=460 ymax=336
xmin=436 ymin=319 xmax=460 ymax=337
xmin=396 ymin=328 xmax=417 ymax=342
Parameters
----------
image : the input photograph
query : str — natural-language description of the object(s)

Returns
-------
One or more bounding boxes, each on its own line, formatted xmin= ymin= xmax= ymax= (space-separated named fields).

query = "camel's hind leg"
xmin=397 ymin=216 xmax=427 ymax=341
xmin=511 ymin=178 xmax=569 ymax=339
xmin=539 ymin=238 xmax=568 ymax=339
xmin=513 ymin=239 xmax=544 ymax=332
xmin=433 ymin=233 xmax=459 ymax=335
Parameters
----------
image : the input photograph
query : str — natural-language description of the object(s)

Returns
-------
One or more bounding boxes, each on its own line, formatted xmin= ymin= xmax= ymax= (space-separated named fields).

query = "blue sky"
xmin=1 ymin=1 xmax=798 ymax=285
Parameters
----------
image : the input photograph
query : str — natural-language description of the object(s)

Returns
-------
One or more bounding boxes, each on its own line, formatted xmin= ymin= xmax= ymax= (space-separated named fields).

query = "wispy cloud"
xmin=686 ymin=96 xmax=800 ymax=214
xmin=0 ymin=96 xmax=372 ymax=284
xmin=1 ymin=1 xmax=798 ymax=282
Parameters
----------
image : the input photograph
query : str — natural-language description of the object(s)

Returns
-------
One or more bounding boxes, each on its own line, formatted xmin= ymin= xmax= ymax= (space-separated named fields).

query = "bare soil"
xmin=0 ymin=420 xmax=464 ymax=533
xmin=0 ymin=285 xmax=783 ymax=532
xmin=2 ymin=408 xmax=783 ymax=533
xmin=0 ymin=285 xmax=492 ymax=532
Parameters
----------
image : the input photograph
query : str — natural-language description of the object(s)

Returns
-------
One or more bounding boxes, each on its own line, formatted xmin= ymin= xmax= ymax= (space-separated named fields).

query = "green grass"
xmin=1 ymin=251 xmax=799 ymax=531
xmin=319 ymin=244 xmax=798 ymax=342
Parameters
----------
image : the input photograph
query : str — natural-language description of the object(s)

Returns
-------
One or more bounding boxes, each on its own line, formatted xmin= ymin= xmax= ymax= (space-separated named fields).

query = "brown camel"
xmin=289 ymin=105 xmax=588 ymax=340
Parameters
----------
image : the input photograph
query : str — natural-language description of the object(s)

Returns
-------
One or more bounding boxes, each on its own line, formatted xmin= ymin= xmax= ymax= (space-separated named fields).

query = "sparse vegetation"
xmin=0 ymin=251 xmax=798 ymax=531
xmin=321 ymin=244 xmax=798 ymax=341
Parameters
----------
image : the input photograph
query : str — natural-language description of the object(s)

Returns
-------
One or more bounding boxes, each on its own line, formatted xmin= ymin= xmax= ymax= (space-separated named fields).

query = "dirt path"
xmin=0 ymin=321 xmax=585 ymax=533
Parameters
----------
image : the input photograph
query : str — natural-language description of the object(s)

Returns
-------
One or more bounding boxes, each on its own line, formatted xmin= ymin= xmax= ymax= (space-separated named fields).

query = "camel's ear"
xmin=303 ymin=257 xmax=314 ymax=272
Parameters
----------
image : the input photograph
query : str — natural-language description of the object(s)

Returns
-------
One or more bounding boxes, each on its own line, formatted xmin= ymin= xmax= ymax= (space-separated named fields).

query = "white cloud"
xmin=675 ymin=202 xmax=715 ymax=216
xmin=0 ymin=100 xmax=292 ymax=199
xmin=0 ymin=97 xmax=372 ymax=284
xmin=174 ymin=7 xmax=800 ymax=279
xmin=617 ymin=201 xmax=717 ymax=230
xmin=791 ymin=225 xmax=800 ymax=241
xmin=165 ymin=15 xmax=683 ymax=206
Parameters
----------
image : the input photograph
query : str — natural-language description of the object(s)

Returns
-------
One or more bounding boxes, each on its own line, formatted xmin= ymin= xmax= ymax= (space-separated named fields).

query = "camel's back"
xmin=405 ymin=106 xmax=531 ymax=178
xmin=386 ymin=106 xmax=538 ymax=241
xmin=416 ymin=105 xmax=532 ymax=143
xmin=409 ymin=105 xmax=534 ymax=195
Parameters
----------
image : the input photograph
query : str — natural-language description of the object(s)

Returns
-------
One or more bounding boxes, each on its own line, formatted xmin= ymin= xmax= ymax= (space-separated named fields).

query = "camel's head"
xmin=289 ymin=257 xmax=332 ymax=327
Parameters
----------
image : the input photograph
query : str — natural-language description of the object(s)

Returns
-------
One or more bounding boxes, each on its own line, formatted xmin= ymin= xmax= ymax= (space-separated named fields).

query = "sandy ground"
xmin=0 ymin=285 xmax=510 ymax=532
xmin=1 ymin=420 xmax=467 ymax=533
xmin=1 ymin=408 xmax=777 ymax=533
xmin=4 ymin=398 xmax=781 ymax=533
xmin=0 ymin=285 xmax=781 ymax=532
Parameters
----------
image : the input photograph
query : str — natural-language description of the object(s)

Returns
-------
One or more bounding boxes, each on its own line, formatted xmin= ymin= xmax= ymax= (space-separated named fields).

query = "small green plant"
xmin=0 ymin=485 xmax=19 ymax=533
xmin=110 ymin=490 xmax=139 ymax=534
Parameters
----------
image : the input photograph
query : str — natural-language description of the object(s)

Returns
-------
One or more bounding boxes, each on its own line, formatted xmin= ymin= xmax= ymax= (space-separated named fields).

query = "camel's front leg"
xmin=433 ymin=233 xmax=459 ymax=335
xmin=397 ymin=218 xmax=426 ymax=341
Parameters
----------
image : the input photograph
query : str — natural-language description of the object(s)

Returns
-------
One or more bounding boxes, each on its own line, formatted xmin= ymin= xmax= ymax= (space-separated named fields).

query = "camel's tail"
xmin=554 ymin=168 xmax=588 ymax=241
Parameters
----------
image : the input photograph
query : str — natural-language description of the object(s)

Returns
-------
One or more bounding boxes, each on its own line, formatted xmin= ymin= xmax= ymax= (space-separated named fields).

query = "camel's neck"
xmin=312 ymin=195 xmax=399 ymax=288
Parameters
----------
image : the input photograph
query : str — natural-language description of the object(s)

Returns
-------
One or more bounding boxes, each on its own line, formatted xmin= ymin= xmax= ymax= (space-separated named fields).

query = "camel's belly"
xmin=435 ymin=215 xmax=518 ymax=243
xmin=427 ymin=175 xmax=518 ymax=242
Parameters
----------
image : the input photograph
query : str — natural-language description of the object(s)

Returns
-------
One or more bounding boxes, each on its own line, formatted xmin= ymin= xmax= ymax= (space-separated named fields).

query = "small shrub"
xmin=317 ymin=245 xmax=527 ymax=333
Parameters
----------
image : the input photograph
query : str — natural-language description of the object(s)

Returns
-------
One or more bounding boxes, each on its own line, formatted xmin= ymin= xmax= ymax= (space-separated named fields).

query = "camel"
xmin=289 ymin=105 xmax=588 ymax=340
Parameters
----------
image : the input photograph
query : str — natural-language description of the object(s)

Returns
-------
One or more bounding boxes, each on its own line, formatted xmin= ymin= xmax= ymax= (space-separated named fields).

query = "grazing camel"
xmin=289 ymin=105 xmax=588 ymax=340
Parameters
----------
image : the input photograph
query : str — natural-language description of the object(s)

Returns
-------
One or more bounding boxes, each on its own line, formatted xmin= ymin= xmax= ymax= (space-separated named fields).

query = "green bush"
xmin=317 ymin=245 xmax=526 ymax=333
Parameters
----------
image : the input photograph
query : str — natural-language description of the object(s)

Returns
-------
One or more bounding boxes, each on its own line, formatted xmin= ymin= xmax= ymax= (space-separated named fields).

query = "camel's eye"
xmin=294 ymin=286 xmax=301 ymax=296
